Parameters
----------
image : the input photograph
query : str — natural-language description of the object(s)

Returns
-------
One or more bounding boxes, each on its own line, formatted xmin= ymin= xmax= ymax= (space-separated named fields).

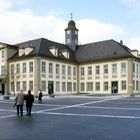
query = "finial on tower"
xmin=70 ymin=13 xmax=73 ymax=20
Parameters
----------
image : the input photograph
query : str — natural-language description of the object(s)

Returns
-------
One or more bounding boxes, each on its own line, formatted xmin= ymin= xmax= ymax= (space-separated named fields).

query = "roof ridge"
xmin=80 ymin=39 xmax=114 ymax=46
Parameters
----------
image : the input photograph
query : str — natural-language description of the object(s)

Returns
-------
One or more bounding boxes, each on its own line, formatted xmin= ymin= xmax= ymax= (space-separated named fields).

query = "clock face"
xmin=67 ymin=30 xmax=71 ymax=34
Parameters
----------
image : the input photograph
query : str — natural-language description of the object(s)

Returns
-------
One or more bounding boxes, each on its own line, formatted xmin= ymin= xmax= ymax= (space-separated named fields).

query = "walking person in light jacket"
xmin=15 ymin=90 xmax=25 ymax=116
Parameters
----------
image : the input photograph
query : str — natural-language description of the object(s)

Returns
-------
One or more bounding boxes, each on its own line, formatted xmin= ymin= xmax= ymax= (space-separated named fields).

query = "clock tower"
xmin=65 ymin=14 xmax=79 ymax=51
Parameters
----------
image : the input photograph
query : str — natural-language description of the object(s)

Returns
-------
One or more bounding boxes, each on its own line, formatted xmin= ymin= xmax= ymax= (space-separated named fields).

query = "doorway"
xmin=111 ymin=81 xmax=118 ymax=94
xmin=2 ymin=83 xmax=5 ymax=95
xmin=48 ymin=81 xmax=54 ymax=95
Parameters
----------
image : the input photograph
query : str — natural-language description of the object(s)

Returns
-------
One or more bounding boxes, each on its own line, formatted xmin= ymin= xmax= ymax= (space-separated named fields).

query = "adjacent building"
xmin=0 ymin=19 xmax=140 ymax=96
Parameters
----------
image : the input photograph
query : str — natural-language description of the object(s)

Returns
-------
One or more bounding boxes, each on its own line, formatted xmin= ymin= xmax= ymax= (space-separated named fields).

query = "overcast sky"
xmin=0 ymin=0 xmax=140 ymax=51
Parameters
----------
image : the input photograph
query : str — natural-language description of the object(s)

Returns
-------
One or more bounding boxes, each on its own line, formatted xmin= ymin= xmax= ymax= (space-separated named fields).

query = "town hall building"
xmin=0 ymin=19 xmax=140 ymax=96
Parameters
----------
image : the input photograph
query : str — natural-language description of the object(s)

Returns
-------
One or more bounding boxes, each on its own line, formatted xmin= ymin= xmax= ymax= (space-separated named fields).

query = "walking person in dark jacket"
xmin=24 ymin=90 xmax=34 ymax=116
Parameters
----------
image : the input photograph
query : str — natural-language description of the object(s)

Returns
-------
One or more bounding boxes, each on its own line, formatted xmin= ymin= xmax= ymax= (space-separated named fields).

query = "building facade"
xmin=0 ymin=19 xmax=140 ymax=96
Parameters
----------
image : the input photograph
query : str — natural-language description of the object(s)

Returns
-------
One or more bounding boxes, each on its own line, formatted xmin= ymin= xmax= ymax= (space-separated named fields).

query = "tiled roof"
xmin=75 ymin=39 xmax=133 ymax=62
xmin=10 ymin=38 xmax=76 ymax=61
xmin=8 ymin=38 xmax=134 ymax=63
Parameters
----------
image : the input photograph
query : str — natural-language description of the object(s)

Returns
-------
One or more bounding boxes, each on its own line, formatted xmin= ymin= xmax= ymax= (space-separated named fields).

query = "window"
xmin=133 ymin=81 xmax=135 ymax=90
xmin=67 ymin=38 xmax=71 ymax=43
xmin=56 ymin=64 xmax=60 ymax=74
xmin=62 ymin=51 xmax=70 ymax=58
xmin=41 ymin=61 xmax=46 ymax=73
xmin=10 ymin=82 xmax=14 ymax=91
xmin=62 ymin=65 xmax=66 ymax=75
xmin=68 ymin=66 xmax=71 ymax=76
xmin=80 ymin=83 xmax=85 ymax=91
xmin=49 ymin=63 xmax=53 ymax=74
xmin=49 ymin=47 xmax=58 ymax=56
xmin=112 ymin=63 xmax=117 ymax=74
xmin=133 ymin=63 xmax=135 ymax=73
xmin=11 ymin=64 xmax=14 ymax=75
xmin=95 ymin=82 xmax=100 ymax=91
xmin=95 ymin=66 xmax=100 ymax=75
xmin=75 ymin=39 xmax=78 ymax=44
xmin=29 ymin=81 xmax=33 ymax=91
xmin=136 ymin=64 xmax=139 ymax=75
xmin=73 ymin=67 xmax=76 ymax=76
xmin=121 ymin=81 xmax=126 ymax=90
xmin=121 ymin=63 xmax=126 ymax=73
xmin=104 ymin=82 xmax=108 ymax=91
xmin=80 ymin=67 xmax=84 ymax=76
xmin=87 ymin=82 xmax=93 ymax=91
xmin=16 ymin=64 xmax=20 ymax=74
xmin=67 ymin=82 xmax=72 ymax=92
xmin=1 ymin=50 xmax=4 ymax=58
xmin=22 ymin=63 xmax=26 ymax=73
xmin=54 ymin=49 xmax=58 ymax=56
xmin=29 ymin=62 xmax=33 ymax=72
xmin=56 ymin=82 xmax=60 ymax=92
xmin=136 ymin=81 xmax=139 ymax=91
xmin=1 ymin=66 xmax=5 ymax=75
xmin=16 ymin=82 xmax=20 ymax=91
xmin=22 ymin=81 xmax=27 ymax=91
xmin=62 ymin=82 xmax=66 ymax=92
xmin=73 ymin=83 xmax=76 ymax=92
xmin=88 ymin=66 xmax=92 ymax=75
xmin=41 ymin=81 xmax=46 ymax=91
xmin=75 ymin=31 xmax=78 ymax=35
xmin=67 ymin=30 xmax=71 ymax=34
xmin=104 ymin=65 xmax=108 ymax=74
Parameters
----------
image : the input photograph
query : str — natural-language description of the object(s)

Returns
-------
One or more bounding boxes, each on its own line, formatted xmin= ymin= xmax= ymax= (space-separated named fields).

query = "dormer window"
xmin=49 ymin=46 xmax=58 ymax=57
xmin=25 ymin=47 xmax=33 ymax=55
xmin=62 ymin=50 xmax=70 ymax=58
xmin=19 ymin=49 xmax=25 ymax=56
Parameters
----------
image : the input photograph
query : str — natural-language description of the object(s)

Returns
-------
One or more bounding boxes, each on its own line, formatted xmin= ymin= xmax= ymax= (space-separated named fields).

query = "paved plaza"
xmin=0 ymin=94 xmax=140 ymax=140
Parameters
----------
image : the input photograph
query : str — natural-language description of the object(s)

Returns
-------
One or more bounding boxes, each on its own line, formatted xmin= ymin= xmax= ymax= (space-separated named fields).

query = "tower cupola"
xmin=65 ymin=14 xmax=79 ymax=51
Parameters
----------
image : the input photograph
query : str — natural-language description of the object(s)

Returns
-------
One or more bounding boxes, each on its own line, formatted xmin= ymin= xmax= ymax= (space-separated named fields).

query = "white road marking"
xmin=39 ymin=112 xmax=140 ymax=119
xmin=0 ymin=95 xmax=133 ymax=120
xmin=0 ymin=114 xmax=17 ymax=119
xmin=0 ymin=109 xmax=16 ymax=112
xmin=36 ymin=96 xmax=126 ymax=113
xmin=77 ymin=106 xmax=140 ymax=111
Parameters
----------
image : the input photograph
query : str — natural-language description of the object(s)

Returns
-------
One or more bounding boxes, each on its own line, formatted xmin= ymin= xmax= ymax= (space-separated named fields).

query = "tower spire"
xmin=64 ymin=15 xmax=79 ymax=51
xmin=70 ymin=13 xmax=73 ymax=20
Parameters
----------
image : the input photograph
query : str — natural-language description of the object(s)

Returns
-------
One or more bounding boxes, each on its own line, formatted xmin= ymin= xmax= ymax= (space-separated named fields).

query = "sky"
xmin=0 ymin=0 xmax=140 ymax=51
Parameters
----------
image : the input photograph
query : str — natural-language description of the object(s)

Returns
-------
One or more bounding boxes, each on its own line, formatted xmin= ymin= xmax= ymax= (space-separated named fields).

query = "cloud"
xmin=77 ymin=19 xmax=124 ymax=44
xmin=121 ymin=0 xmax=140 ymax=8
xmin=0 ymin=0 xmax=139 ymax=53
xmin=0 ymin=6 xmax=125 ymax=46
xmin=125 ymin=37 xmax=140 ymax=50
xmin=0 ymin=0 xmax=12 ymax=10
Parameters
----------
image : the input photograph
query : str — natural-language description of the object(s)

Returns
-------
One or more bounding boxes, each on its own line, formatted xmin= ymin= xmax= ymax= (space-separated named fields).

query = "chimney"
xmin=120 ymin=40 xmax=123 ymax=46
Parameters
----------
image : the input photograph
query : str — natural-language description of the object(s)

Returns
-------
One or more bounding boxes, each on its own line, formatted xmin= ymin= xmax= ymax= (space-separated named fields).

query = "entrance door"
xmin=48 ymin=81 xmax=54 ymax=95
xmin=2 ymin=83 xmax=5 ymax=95
xmin=111 ymin=81 xmax=118 ymax=94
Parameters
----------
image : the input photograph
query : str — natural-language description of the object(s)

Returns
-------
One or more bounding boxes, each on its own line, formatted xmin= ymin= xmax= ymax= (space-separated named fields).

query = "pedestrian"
xmin=24 ymin=90 xmax=34 ymax=116
xmin=15 ymin=90 xmax=25 ymax=116
xmin=38 ymin=90 xmax=43 ymax=103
